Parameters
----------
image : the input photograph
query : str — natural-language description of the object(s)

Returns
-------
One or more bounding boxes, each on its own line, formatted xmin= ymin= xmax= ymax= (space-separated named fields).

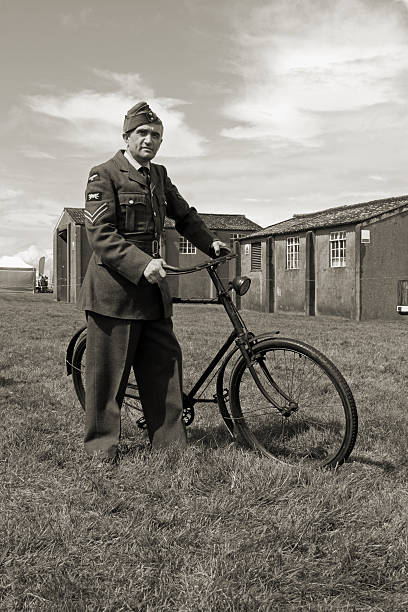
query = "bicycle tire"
xmin=71 ymin=330 xmax=86 ymax=409
xmin=229 ymin=338 xmax=358 ymax=468
xmin=71 ymin=330 xmax=145 ymax=437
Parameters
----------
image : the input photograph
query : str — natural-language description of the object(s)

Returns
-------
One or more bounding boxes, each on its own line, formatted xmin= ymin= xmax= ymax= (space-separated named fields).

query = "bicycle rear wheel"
xmin=71 ymin=330 xmax=145 ymax=438
xmin=229 ymin=338 xmax=358 ymax=468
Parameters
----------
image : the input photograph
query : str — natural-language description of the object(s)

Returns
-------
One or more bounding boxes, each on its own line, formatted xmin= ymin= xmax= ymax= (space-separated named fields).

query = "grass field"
xmin=1 ymin=292 xmax=408 ymax=611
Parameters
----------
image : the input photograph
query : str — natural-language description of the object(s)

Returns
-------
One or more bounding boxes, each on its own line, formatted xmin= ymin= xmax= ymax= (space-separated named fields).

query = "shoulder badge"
xmin=87 ymin=192 xmax=103 ymax=201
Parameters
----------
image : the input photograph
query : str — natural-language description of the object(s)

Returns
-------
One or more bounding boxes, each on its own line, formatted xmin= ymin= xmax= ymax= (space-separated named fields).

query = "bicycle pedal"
xmin=182 ymin=405 xmax=194 ymax=426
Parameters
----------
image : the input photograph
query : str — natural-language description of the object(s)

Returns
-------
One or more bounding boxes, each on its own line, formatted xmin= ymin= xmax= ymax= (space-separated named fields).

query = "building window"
xmin=286 ymin=237 xmax=299 ymax=270
xmin=230 ymin=233 xmax=244 ymax=248
xmin=361 ymin=229 xmax=370 ymax=244
xmin=251 ymin=242 xmax=262 ymax=270
xmin=330 ymin=231 xmax=346 ymax=267
xmin=179 ymin=236 xmax=196 ymax=255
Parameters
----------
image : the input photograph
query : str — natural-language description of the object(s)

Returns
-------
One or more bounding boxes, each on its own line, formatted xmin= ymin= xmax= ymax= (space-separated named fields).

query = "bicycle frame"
xmin=177 ymin=261 xmax=286 ymax=433
xmin=208 ymin=265 xmax=295 ymax=409
xmin=178 ymin=261 xmax=247 ymax=399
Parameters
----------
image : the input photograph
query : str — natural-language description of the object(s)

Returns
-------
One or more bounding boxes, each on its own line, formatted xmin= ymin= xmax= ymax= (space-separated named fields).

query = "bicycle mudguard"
xmin=216 ymin=332 xmax=280 ymax=436
xmin=216 ymin=350 xmax=237 ymax=436
xmin=66 ymin=325 xmax=87 ymax=375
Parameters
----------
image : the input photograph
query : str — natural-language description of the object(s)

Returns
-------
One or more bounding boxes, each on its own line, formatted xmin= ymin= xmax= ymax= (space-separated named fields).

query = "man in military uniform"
xmin=80 ymin=101 xmax=227 ymax=460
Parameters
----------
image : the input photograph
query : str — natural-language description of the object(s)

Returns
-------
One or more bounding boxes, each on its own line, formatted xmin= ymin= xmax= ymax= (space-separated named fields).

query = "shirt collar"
xmin=124 ymin=150 xmax=150 ymax=172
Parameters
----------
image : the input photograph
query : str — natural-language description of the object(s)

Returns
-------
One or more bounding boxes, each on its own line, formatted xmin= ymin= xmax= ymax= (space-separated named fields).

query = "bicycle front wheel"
xmin=229 ymin=338 xmax=358 ymax=468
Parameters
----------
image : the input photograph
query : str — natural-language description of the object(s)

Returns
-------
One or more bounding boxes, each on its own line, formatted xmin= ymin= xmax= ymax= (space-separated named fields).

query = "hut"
xmin=239 ymin=195 xmax=408 ymax=321
xmin=0 ymin=267 xmax=36 ymax=292
xmin=53 ymin=208 xmax=261 ymax=303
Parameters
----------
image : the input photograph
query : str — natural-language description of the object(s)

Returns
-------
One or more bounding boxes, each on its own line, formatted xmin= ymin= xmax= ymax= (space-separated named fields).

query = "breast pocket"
xmin=118 ymin=193 xmax=148 ymax=233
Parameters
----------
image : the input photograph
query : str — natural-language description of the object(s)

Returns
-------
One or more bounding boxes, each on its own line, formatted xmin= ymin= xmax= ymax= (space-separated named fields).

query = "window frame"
xmin=178 ymin=236 xmax=196 ymax=255
xmin=286 ymin=236 xmax=300 ymax=270
xmin=230 ymin=233 xmax=244 ymax=249
xmin=329 ymin=231 xmax=347 ymax=268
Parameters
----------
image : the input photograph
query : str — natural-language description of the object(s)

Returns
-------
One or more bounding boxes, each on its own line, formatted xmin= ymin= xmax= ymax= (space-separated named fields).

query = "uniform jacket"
xmin=79 ymin=150 xmax=216 ymax=319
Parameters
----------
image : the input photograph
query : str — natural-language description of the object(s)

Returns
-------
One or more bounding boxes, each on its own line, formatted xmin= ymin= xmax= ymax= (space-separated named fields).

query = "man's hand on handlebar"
xmin=211 ymin=240 xmax=231 ymax=257
xmin=144 ymin=242 xmax=231 ymax=282
xmin=144 ymin=258 xmax=167 ymax=284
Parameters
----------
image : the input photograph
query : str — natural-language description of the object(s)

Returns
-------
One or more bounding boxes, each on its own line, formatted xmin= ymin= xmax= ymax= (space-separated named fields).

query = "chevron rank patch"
xmin=84 ymin=202 xmax=109 ymax=225
xmin=87 ymin=192 xmax=103 ymax=201
xmin=88 ymin=172 xmax=100 ymax=183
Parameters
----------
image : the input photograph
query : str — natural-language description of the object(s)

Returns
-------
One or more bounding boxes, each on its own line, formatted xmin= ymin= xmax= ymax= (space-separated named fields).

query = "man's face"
xmin=124 ymin=123 xmax=163 ymax=164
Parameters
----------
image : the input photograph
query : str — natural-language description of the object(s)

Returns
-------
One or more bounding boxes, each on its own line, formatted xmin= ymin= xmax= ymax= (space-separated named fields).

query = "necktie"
xmin=138 ymin=166 xmax=150 ymax=186
xmin=139 ymin=166 xmax=158 ymax=255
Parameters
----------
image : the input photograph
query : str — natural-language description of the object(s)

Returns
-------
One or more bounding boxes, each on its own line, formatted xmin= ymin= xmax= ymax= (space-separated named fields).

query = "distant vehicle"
xmin=35 ymin=274 xmax=53 ymax=293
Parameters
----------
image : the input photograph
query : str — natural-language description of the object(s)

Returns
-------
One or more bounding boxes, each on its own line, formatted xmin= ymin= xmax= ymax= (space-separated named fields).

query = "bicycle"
xmin=66 ymin=253 xmax=358 ymax=468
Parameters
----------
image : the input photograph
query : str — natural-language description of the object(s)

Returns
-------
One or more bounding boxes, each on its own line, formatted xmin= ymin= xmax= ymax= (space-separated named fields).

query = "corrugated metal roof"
xmin=244 ymin=195 xmax=408 ymax=239
xmin=63 ymin=208 xmax=262 ymax=231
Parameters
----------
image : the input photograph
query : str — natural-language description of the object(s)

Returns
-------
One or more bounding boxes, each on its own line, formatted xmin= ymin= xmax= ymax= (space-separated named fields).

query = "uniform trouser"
xmin=84 ymin=312 xmax=187 ymax=458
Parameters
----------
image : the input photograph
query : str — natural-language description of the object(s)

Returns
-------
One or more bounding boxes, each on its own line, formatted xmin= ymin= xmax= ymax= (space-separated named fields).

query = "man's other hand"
xmin=211 ymin=240 xmax=230 ymax=257
xmin=144 ymin=258 xmax=167 ymax=284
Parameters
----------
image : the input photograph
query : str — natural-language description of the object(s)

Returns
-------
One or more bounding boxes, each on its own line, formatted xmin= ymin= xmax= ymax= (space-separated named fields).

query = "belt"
xmin=123 ymin=235 xmax=160 ymax=258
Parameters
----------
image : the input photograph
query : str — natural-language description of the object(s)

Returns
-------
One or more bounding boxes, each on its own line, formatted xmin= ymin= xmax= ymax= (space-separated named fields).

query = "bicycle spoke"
xmin=230 ymin=339 xmax=357 ymax=467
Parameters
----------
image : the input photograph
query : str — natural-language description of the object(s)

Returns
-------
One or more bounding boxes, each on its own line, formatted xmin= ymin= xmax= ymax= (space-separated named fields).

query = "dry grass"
xmin=1 ymin=293 xmax=408 ymax=611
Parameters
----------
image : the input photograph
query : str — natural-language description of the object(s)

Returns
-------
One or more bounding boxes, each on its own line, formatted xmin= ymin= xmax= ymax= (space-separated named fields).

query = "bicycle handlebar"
xmin=163 ymin=253 xmax=236 ymax=275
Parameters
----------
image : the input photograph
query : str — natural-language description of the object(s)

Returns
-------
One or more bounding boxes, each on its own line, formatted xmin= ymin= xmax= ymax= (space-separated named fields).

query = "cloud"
xmin=92 ymin=70 xmax=154 ymax=98
xmin=20 ymin=149 xmax=55 ymax=159
xmin=0 ymin=246 xmax=53 ymax=276
xmin=17 ymin=245 xmax=52 ymax=269
xmin=0 ymin=195 xmax=60 ymax=264
xmin=244 ymin=198 xmax=273 ymax=203
xmin=24 ymin=71 xmax=207 ymax=158
xmin=221 ymin=0 xmax=408 ymax=146
xmin=0 ymin=188 xmax=23 ymax=201
xmin=60 ymin=8 xmax=93 ymax=29
xmin=368 ymin=175 xmax=387 ymax=182
xmin=0 ymin=255 xmax=32 ymax=268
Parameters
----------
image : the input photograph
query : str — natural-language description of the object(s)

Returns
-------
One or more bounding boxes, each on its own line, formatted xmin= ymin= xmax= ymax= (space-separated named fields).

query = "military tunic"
xmin=80 ymin=150 xmax=215 ymax=318
xmin=80 ymin=150 xmax=216 ymax=457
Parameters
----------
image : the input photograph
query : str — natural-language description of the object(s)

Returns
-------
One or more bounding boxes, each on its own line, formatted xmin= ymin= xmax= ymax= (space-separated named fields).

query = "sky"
xmin=1 ymin=0 xmax=408 ymax=275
